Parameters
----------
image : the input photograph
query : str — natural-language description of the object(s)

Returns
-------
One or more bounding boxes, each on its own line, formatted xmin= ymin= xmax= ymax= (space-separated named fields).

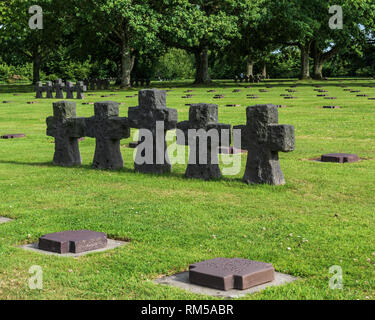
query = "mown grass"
xmin=0 ymin=78 xmax=374 ymax=300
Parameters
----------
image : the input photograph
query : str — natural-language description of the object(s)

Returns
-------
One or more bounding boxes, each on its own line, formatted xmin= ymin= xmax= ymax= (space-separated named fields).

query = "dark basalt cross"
xmin=75 ymin=81 xmax=87 ymax=99
xmin=46 ymin=101 xmax=85 ymax=166
xmin=45 ymin=81 xmax=54 ymax=99
xmin=234 ymin=104 xmax=295 ymax=185
xmin=89 ymin=79 xmax=96 ymax=91
xmin=85 ymin=101 xmax=130 ymax=170
xmin=35 ymin=81 xmax=45 ymax=98
xmin=96 ymin=79 xmax=103 ymax=90
xmin=65 ymin=81 xmax=75 ymax=99
xmin=177 ymin=104 xmax=231 ymax=180
xmin=54 ymin=79 xmax=65 ymax=99
xmin=102 ymin=79 xmax=110 ymax=90
xmin=128 ymin=89 xmax=178 ymax=174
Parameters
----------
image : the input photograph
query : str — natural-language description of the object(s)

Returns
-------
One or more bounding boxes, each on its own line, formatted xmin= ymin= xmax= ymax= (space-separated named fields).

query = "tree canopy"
xmin=0 ymin=0 xmax=373 ymax=84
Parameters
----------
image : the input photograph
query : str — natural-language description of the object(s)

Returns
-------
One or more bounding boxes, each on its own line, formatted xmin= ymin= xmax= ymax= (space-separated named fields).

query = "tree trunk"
xmin=120 ymin=41 xmax=135 ymax=88
xmin=262 ymin=64 xmax=267 ymax=78
xmin=312 ymin=55 xmax=324 ymax=80
xmin=32 ymin=52 xmax=41 ymax=84
xmin=246 ymin=56 xmax=254 ymax=77
xmin=115 ymin=62 xmax=122 ymax=85
xmin=194 ymin=46 xmax=211 ymax=84
xmin=311 ymin=44 xmax=339 ymax=80
xmin=299 ymin=43 xmax=311 ymax=80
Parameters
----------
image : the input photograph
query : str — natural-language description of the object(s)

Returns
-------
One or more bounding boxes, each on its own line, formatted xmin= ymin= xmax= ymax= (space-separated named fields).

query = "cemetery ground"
xmin=0 ymin=79 xmax=374 ymax=300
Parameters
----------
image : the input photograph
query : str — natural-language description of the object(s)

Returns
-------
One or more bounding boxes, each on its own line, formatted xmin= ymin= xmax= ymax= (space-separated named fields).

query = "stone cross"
xmin=128 ymin=89 xmax=178 ymax=174
xmin=96 ymin=79 xmax=103 ymax=90
xmin=103 ymin=79 xmax=110 ymax=90
xmin=85 ymin=101 xmax=130 ymax=170
xmin=35 ymin=81 xmax=45 ymax=98
xmin=46 ymin=101 xmax=85 ymax=166
xmin=65 ymin=81 xmax=75 ymax=99
xmin=54 ymin=79 xmax=65 ymax=99
xmin=234 ymin=104 xmax=295 ymax=185
xmin=75 ymin=81 xmax=87 ymax=99
xmin=89 ymin=79 xmax=96 ymax=91
xmin=177 ymin=104 xmax=231 ymax=180
xmin=45 ymin=81 xmax=54 ymax=98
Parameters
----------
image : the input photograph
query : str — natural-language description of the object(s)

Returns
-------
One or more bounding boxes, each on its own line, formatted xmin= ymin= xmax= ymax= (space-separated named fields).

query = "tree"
xmin=73 ymin=0 xmax=161 ymax=88
xmin=309 ymin=0 xmax=370 ymax=79
xmin=160 ymin=0 xmax=246 ymax=84
xmin=0 ymin=0 xmax=68 ymax=83
xmin=266 ymin=0 xmax=372 ymax=80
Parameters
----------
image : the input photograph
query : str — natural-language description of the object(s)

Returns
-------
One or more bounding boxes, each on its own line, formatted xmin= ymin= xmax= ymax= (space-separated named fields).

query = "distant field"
xmin=0 ymin=78 xmax=374 ymax=300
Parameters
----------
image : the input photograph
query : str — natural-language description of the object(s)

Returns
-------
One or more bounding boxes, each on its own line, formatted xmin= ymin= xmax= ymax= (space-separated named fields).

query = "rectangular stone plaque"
xmin=189 ymin=258 xmax=275 ymax=291
xmin=38 ymin=230 xmax=107 ymax=254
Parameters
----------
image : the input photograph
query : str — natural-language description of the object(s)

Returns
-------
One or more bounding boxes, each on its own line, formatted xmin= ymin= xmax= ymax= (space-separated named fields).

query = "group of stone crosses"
xmin=36 ymin=79 xmax=87 ymax=99
xmin=85 ymin=79 xmax=111 ymax=91
xmin=40 ymin=88 xmax=296 ymax=291
xmin=46 ymin=89 xmax=295 ymax=186
xmin=235 ymin=74 xmax=264 ymax=84
xmin=130 ymin=78 xmax=151 ymax=87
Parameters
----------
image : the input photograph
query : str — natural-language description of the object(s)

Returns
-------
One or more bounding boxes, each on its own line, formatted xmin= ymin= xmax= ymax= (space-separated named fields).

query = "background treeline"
xmin=0 ymin=0 xmax=374 ymax=85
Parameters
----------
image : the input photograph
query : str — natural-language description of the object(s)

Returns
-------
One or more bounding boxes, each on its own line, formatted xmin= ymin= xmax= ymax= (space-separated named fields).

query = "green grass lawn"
xmin=0 ymin=78 xmax=374 ymax=300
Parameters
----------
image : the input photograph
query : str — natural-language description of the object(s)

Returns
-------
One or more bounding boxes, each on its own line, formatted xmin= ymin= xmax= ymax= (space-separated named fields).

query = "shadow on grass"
xmin=0 ymin=159 xmax=245 ymax=183
xmin=0 ymin=84 xmax=34 ymax=94
xmin=1 ymin=78 xmax=374 ymax=94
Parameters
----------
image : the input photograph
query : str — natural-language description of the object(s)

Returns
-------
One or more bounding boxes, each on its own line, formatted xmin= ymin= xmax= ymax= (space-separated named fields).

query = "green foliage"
xmin=0 ymin=63 xmax=14 ymax=82
xmin=0 ymin=61 xmax=33 ymax=82
xmin=155 ymin=49 xmax=195 ymax=80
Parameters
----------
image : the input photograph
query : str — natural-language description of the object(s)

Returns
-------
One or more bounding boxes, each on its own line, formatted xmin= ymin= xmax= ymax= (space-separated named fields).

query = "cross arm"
xmin=66 ymin=118 xmax=86 ymax=138
xmin=46 ymin=116 xmax=57 ymax=137
xmin=105 ymin=117 xmax=131 ymax=140
xmin=128 ymin=107 xmax=178 ymax=130
xmin=233 ymin=125 xmax=250 ymax=150
xmin=207 ymin=123 xmax=232 ymax=148
xmin=267 ymin=124 xmax=295 ymax=152
xmin=176 ymin=121 xmax=191 ymax=146
xmin=46 ymin=117 xmax=86 ymax=138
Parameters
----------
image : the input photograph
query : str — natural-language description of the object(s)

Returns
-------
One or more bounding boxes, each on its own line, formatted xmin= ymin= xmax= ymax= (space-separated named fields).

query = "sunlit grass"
xmin=0 ymin=78 xmax=374 ymax=300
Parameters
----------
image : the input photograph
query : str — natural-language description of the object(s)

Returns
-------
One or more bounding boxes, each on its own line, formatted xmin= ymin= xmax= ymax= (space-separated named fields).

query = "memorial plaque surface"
xmin=1 ymin=134 xmax=26 ymax=139
xmin=189 ymin=258 xmax=275 ymax=291
xmin=321 ymin=153 xmax=360 ymax=163
xmin=38 ymin=230 xmax=107 ymax=254
xmin=0 ymin=217 xmax=12 ymax=224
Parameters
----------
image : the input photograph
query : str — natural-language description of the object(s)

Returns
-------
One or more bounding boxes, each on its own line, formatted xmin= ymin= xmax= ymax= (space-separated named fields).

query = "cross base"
xmin=243 ymin=152 xmax=286 ymax=185
xmin=53 ymin=137 xmax=82 ymax=167
xmin=185 ymin=164 xmax=221 ymax=180
xmin=93 ymin=139 xmax=124 ymax=170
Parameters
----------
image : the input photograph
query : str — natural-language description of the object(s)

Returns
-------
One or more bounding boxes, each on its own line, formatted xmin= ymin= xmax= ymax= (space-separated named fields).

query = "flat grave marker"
xmin=21 ymin=230 xmax=127 ymax=257
xmin=321 ymin=153 xmax=360 ymax=163
xmin=189 ymin=258 xmax=275 ymax=291
xmin=1 ymin=134 xmax=26 ymax=139
xmin=323 ymin=106 xmax=341 ymax=109
xmin=155 ymin=259 xmax=296 ymax=298
xmin=38 ymin=230 xmax=107 ymax=254
xmin=0 ymin=217 xmax=13 ymax=224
